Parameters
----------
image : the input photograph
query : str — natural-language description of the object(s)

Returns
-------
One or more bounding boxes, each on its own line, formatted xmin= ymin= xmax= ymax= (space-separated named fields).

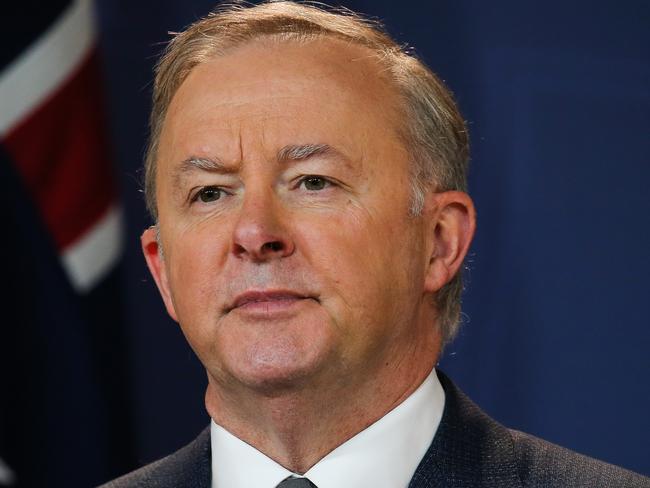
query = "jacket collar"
xmin=203 ymin=370 xmax=523 ymax=488
xmin=169 ymin=426 xmax=211 ymax=488
xmin=409 ymin=370 xmax=523 ymax=488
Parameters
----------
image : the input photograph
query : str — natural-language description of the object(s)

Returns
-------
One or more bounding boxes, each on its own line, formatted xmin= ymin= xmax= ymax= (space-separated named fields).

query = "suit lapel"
xmin=409 ymin=371 xmax=523 ymax=488
xmin=166 ymin=426 xmax=211 ymax=488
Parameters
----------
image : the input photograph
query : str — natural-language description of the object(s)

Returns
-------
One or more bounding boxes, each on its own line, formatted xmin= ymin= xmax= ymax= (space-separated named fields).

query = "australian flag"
xmin=1 ymin=0 xmax=133 ymax=485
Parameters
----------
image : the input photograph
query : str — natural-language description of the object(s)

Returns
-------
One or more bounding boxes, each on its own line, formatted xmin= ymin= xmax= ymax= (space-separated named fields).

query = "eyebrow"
xmin=277 ymin=143 xmax=354 ymax=171
xmin=172 ymin=156 xmax=232 ymax=190
xmin=173 ymin=143 xmax=349 ymax=187
xmin=176 ymin=156 xmax=230 ymax=174
xmin=277 ymin=143 xmax=338 ymax=163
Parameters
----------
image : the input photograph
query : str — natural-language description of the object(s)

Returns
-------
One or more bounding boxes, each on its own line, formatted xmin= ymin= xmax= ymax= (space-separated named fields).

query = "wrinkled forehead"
xmin=197 ymin=33 xmax=398 ymax=93
xmin=170 ymin=35 xmax=400 ymax=115
xmin=158 ymin=37 xmax=406 ymax=168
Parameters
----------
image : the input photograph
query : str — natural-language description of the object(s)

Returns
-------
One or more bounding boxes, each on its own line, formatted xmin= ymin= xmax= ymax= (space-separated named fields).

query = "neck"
xmin=205 ymin=335 xmax=440 ymax=473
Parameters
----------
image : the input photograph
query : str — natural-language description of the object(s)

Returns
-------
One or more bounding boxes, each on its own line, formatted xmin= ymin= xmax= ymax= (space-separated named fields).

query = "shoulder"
xmin=99 ymin=427 xmax=211 ymax=488
xmin=509 ymin=429 xmax=649 ymax=488
xmin=413 ymin=371 xmax=649 ymax=488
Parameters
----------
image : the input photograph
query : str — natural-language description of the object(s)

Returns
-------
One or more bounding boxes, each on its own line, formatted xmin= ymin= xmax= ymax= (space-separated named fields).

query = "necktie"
xmin=276 ymin=476 xmax=318 ymax=487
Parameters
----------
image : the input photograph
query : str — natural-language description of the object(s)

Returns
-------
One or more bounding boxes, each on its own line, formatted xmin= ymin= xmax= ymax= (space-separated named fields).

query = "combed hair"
xmin=144 ymin=0 xmax=470 ymax=345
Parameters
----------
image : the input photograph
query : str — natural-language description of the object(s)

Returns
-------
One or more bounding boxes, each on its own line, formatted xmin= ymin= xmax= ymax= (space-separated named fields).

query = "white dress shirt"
xmin=211 ymin=368 xmax=445 ymax=488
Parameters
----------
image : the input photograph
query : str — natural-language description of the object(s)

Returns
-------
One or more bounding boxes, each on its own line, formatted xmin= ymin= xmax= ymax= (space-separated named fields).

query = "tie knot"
xmin=276 ymin=476 xmax=317 ymax=487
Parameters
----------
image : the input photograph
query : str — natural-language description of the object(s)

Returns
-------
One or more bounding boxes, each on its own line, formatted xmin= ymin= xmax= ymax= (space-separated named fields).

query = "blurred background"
xmin=1 ymin=0 xmax=648 ymax=485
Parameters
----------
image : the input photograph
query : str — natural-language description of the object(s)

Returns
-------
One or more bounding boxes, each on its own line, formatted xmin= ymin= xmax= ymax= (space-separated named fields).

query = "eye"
xmin=194 ymin=186 xmax=223 ymax=203
xmin=299 ymin=176 xmax=330 ymax=191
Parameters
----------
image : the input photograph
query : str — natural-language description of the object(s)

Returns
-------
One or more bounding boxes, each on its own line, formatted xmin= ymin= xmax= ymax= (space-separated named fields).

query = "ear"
xmin=423 ymin=191 xmax=476 ymax=293
xmin=141 ymin=226 xmax=179 ymax=322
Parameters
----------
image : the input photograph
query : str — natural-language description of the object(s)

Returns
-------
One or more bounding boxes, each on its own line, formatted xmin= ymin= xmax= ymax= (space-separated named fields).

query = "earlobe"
xmin=141 ymin=226 xmax=179 ymax=322
xmin=423 ymin=191 xmax=476 ymax=293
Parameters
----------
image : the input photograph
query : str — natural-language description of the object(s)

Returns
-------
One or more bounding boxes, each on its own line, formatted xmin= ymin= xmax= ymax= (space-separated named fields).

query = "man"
xmin=104 ymin=2 xmax=648 ymax=487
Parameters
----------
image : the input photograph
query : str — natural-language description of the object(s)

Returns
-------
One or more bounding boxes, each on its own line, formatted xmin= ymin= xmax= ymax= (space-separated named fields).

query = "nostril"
xmin=262 ymin=241 xmax=284 ymax=252
xmin=232 ymin=242 xmax=247 ymax=257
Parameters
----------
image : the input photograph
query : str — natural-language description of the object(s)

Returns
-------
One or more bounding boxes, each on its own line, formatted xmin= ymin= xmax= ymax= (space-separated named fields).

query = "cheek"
xmin=165 ymin=226 xmax=230 ymax=320
xmin=297 ymin=207 xmax=419 ymax=323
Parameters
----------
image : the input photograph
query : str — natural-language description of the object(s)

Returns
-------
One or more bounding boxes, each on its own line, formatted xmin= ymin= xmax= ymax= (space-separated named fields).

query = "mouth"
xmin=226 ymin=290 xmax=316 ymax=314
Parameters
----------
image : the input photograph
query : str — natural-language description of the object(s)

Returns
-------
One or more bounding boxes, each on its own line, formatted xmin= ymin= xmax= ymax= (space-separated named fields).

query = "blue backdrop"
xmin=93 ymin=0 xmax=648 ymax=480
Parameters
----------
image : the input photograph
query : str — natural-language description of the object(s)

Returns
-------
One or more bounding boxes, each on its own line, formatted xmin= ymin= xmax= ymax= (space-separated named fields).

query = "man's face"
xmin=145 ymin=38 xmax=441 ymax=396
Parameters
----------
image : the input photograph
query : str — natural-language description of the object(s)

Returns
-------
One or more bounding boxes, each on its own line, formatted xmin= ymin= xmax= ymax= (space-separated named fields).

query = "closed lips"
xmin=228 ymin=291 xmax=313 ymax=312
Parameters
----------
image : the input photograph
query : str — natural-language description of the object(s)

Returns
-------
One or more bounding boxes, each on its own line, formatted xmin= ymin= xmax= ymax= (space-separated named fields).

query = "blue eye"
xmin=301 ymin=176 xmax=329 ymax=191
xmin=196 ymin=187 xmax=223 ymax=203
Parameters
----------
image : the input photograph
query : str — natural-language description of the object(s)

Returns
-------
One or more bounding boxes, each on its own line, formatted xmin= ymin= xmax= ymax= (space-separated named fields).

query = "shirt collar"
xmin=211 ymin=368 xmax=445 ymax=488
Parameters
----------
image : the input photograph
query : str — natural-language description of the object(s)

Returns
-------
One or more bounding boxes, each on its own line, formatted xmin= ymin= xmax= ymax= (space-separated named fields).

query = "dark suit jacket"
xmin=102 ymin=371 xmax=649 ymax=487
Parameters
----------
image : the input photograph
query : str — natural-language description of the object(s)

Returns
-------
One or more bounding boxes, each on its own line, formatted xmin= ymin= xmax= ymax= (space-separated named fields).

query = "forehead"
xmin=158 ymin=37 xmax=403 ymax=166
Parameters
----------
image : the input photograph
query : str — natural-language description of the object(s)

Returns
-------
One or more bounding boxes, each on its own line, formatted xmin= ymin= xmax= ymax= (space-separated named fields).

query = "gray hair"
xmin=144 ymin=1 xmax=470 ymax=345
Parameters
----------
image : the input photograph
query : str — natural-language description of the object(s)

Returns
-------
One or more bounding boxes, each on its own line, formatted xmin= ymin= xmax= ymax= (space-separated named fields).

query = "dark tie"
xmin=276 ymin=476 xmax=318 ymax=487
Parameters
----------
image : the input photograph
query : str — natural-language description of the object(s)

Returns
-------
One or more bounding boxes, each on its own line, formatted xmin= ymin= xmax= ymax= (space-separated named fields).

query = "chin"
xmin=196 ymin=303 xmax=340 ymax=395
xmin=233 ymin=363 xmax=318 ymax=396
xmin=218 ymin=327 xmax=336 ymax=396
xmin=210 ymin=358 xmax=322 ymax=400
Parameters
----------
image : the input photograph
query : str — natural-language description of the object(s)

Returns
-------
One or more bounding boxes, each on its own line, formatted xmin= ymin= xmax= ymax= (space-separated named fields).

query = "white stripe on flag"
xmin=0 ymin=456 xmax=16 ymax=486
xmin=61 ymin=205 xmax=124 ymax=293
xmin=0 ymin=0 xmax=95 ymax=136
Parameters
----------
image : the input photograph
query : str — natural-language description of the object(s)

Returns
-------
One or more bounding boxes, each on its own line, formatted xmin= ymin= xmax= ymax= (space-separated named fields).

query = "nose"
xmin=231 ymin=190 xmax=295 ymax=262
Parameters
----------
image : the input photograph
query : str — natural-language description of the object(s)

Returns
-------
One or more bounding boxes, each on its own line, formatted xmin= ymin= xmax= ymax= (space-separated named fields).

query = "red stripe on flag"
xmin=3 ymin=47 xmax=116 ymax=251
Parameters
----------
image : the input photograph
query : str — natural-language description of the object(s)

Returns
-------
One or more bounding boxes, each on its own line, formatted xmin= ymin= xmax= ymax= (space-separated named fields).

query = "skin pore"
xmin=141 ymin=37 xmax=475 ymax=473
